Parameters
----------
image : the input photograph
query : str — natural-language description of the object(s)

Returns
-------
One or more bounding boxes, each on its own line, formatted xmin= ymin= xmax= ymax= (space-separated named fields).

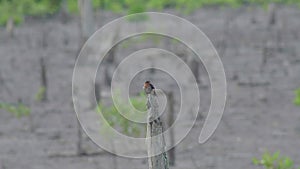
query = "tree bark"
xmin=76 ymin=0 xmax=95 ymax=60
xmin=267 ymin=3 xmax=277 ymax=27
xmin=60 ymin=0 xmax=69 ymax=24
xmin=76 ymin=118 xmax=85 ymax=155
xmin=189 ymin=59 xmax=200 ymax=84
xmin=39 ymin=56 xmax=47 ymax=102
xmin=166 ymin=92 xmax=175 ymax=166
xmin=146 ymin=92 xmax=169 ymax=169
xmin=78 ymin=0 xmax=95 ymax=42
xmin=75 ymin=0 xmax=95 ymax=154
xmin=95 ymin=82 xmax=101 ymax=103
xmin=6 ymin=16 xmax=14 ymax=38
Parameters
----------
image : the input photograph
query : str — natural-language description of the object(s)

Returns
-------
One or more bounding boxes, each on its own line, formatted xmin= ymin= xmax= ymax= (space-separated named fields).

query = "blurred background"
xmin=0 ymin=0 xmax=300 ymax=169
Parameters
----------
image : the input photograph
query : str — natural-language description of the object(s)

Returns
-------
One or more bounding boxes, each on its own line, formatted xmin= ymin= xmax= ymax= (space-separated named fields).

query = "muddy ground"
xmin=0 ymin=6 xmax=300 ymax=169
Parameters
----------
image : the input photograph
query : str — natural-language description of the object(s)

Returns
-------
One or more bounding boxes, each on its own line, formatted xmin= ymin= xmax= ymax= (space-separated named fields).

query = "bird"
xmin=143 ymin=81 xmax=156 ymax=95
xmin=143 ymin=81 xmax=160 ymax=124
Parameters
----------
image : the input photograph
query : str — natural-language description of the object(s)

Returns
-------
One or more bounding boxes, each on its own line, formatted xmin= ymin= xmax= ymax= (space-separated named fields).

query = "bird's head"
xmin=143 ymin=81 xmax=150 ymax=89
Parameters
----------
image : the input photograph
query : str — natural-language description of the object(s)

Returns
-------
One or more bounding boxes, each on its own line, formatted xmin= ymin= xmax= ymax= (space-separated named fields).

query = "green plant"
xmin=96 ymin=92 xmax=147 ymax=137
xmin=0 ymin=0 xmax=24 ymax=26
xmin=1 ymin=0 xmax=300 ymax=27
xmin=120 ymin=34 xmax=161 ymax=49
xmin=66 ymin=0 xmax=79 ymax=13
xmin=35 ymin=86 xmax=46 ymax=102
xmin=0 ymin=102 xmax=30 ymax=118
xmin=294 ymin=88 xmax=300 ymax=106
xmin=1 ymin=0 xmax=300 ymax=26
xmin=253 ymin=151 xmax=300 ymax=169
xmin=0 ymin=0 xmax=61 ymax=26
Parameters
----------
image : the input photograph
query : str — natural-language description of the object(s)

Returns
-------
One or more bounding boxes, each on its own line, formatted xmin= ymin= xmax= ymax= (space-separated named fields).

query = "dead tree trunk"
xmin=110 ymin=139 xmax=118 ymax=169
xmin=76 ymin=0 xmax=95 ymax=60
xmin=267 ymin=3 xmax=277 ymax=27
xmin=6 ymin=17 xmax=14 ymax=38
xmin=39 ymin=56 xmax=47 ymax=102
xmin=106 ymin=28 xmax=119 ymax=64
xmin=39 ymin=27 xmax=48 ymax=102
xmin=60 ymin=0 xmax=69 ymax=24
xmin=95 ymin=82 xmax=101 ymax=104
xmin=76 ymin=118 xmax=85 ymax=155
xmin=76 ymin=0 xmax=95 ymax=154
xmin=146 ymin=92 xmax=169 ymax=169
xmin=261 ymin=3 xmax=278 ymax=73
xmin=78 ymin=0 xmax=95 ymax=44
xmin=166 ymin=92 xmax=175 ymax=166
xmin=189 ymin=59 xmax=200 ymax=84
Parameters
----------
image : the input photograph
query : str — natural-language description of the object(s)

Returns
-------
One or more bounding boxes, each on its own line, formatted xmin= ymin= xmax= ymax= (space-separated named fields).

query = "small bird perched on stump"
xmin=143 ymin=81 xmax=159 ymax=123
xmin=143 ymin=81 xmax=156 ymax=95
xmin=144 ymin=81 xmax=169 ymax=169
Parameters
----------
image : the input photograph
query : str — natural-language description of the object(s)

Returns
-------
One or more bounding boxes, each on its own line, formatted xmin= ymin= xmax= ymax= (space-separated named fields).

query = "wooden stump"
xmin=146 ymin=92 xmax=169 ymax=169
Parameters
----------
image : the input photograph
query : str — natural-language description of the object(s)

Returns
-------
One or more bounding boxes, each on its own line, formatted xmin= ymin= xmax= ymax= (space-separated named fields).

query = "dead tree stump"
xmin=146 ymin=92 xmax=169 ymax=169
xmin=39 ymin=56 xmax=47 ymax=102
xmin=166 ymin=92 xmax=175 ymax=166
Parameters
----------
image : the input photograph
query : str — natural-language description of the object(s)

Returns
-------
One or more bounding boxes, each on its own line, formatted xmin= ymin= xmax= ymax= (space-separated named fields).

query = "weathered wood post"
xmin=39 ymin=56 xmax=47 ymax=102
xmin=166 ymin=92 xmax=175 ymax=166
xmin=146 ymin=89 xmax=169 ymax=169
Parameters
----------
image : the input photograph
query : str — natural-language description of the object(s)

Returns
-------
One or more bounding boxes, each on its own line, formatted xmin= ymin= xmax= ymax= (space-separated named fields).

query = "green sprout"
xmin=96 ymin=92 xmax=147 ymax=137
xmin=0 ymin=102 xmax=30 ymax=118
xmin=294 ymin=88 xmax=300 ymax=106
xmin=253 ymin=151 xmax=300 ymax=169
xmin=35 ymin=86 xmax=46 ymax=102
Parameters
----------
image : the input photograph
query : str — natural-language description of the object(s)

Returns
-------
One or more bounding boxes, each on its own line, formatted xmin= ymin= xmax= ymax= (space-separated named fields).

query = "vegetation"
xmin=294 ymin=88 xmax=300 ymax=106
xmin=1 ymin=0 xmax=300 ymax=26
xmin=253 ymin=151 xmax=300 ymax=169
xmin=35 ymin=86 xmax=46 ymax=102
xmin=96 ymin=92 xmax=147 ymax=137
xmin=0 ymin=0 xmax=60 ymax=26
xmin=0 ymin=102 xmax=30 ymax=118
